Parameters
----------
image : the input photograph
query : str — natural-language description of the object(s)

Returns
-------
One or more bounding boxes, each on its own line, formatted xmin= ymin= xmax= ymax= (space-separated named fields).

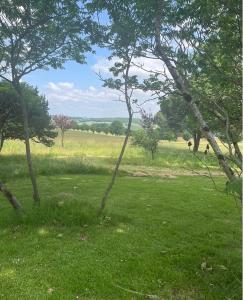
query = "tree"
xmin=0 ymin=81 xmax=56 ymax=152
xmin=100 ymin=123 xmax=110 ymax=134
xmin=53 ymin=115 xmax=73 ymax=147
xmin=0 ymin=0 xmax=93 ymax=204
xmin=94 ymin=123 xmax=110 ymax=134
xmin=159 ymin=95 xmax=202 ymax=152
xmin=109 ymin=120 xmax=125 ymax=136
xmin=132 ymin=112 xmax=160 ymax=159
xmin=90 ymin=123 xmax=96 ymax=134
xmin=154 ymin=111 xmax=178 ymax=142
xmin=79 ymin=124 xmax=90 ymax=132
xmin=93 ymin=4 xmax=146 ymax=213
xmin=98 ymin=51 xmax=137 ymax=215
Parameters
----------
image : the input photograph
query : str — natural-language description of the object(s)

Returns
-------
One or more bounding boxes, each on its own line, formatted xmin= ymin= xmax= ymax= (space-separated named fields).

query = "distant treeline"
xmin=72 ymin=117 xmax=141 ymax=125
xmin=71 ymin=120 xmax=127 ymax=136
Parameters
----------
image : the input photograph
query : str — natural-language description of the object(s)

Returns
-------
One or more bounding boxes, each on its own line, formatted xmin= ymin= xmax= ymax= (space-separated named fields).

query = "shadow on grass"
xmin=0 ymin=147 xmax=219 ymax=182
xmin=0 ymin=154 xmax=118 ymax=182
xmin=1 ymin=193 xmax=133 ymax=229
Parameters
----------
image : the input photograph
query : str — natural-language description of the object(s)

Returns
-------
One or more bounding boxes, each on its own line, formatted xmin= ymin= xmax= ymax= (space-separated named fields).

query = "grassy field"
xmin=0 ymin=130 xmax=222 ymax=182
xmin=0 ymin=131 xmax=241 ymax=299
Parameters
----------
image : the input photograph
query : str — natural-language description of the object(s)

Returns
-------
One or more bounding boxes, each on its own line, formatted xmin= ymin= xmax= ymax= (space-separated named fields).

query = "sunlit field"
xmin=0 ymin=130 xmax=223 ymax=182
xmin=0 ymin=131 xmax=241 ymax=300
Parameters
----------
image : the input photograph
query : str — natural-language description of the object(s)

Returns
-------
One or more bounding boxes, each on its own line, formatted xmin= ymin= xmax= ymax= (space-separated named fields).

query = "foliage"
xmin=154 ymin=112 xmax=178 ymax=141
xmin=78 ymin=123 xmax=90 ymax=131
xmin=109 ymin=120 xmax=125 ymax=136
xmin=0 ymin=81 xmax=56 ymax=148
xmin=182 ymin=130 xmax=192 ymax=142
xmin=132 ymin=112 xmax=160 ymax=159
xmin=53 ymin=115 xmax=73 ymax=147
xmin=53 ymin=115 xmax=73 ymax=132
xmin=0 ymin=0 xmax=95 ymax=82
xmin=226 ymin=178 xmax=242 ymax=199
xmin=75 ymin=121 xmax=133 ymax=136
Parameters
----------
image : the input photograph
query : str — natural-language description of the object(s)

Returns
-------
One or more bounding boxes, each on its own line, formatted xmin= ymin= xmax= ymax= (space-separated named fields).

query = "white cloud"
xmin=92 ymin=55 xmax=169 ymax=79
xmin=58 ymin=82 xmax=74 ymax=89
xmin=46 ymin=82 xmax=120 ymax=104
xmin=45 ymin=81 xmax=160 ymax=117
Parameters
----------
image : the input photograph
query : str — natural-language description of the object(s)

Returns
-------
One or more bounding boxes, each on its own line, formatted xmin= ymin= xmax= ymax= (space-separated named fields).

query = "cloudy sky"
xmin=24 ymin=47 xmax=162 ymax=118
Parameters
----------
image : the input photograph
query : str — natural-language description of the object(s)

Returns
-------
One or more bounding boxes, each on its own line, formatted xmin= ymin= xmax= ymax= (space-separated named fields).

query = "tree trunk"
xmin=0 ymin=181 xmax=22 ymax=210
xmin=154 ymin=4 xmax=236 ymax=182
xmin=229 ymin=131 xmax=242 ymax=165
xmin=151 ymin=150 xmax=155 ymax=160
xmin=61 ymin=130 xmax=64 ymax=147
xmin=0 ymin=133 xmax=4 ymax=152
xmin=233 ymin=141 xmax=242 ymax=164
xmin=13 ymin=81 xmax=40 ymax=204
xmin=98 ymin=114 xmax=132 ymax=215
xmin=193 ymin=131 xmax=201 ymax=153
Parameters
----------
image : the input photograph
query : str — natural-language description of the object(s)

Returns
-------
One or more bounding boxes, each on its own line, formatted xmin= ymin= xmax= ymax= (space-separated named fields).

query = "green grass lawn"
xmin=0 ymin=131 xmax=241 ymax=299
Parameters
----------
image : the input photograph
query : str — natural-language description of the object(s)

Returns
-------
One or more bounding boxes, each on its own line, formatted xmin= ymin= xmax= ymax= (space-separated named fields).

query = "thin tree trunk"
xmin=13 ymin=81 xmax=40 ymax=204
xmin=98 ymin=51 xmax=134 ymax=215
xmin=98 ymin=114 xmax=132 ymax=215
xmin=151 ymin=150 xmax=155 ymax=160
xmin=233 ymin=141 xmax=242 ymax=164
xmin=61 ymin=130 xmax=64 ymax=147
xmin=154 ymin=4 xmax=235 ymax=182
xmin=193 ymin=131 xmax=201 ymax=153
xmin=0 ymin=134 xmax=4 ymax=152
xmin=0 ymin=181 xmax=22 ymax=210
xmin=229 ymin=131 xmax=243 ymax=164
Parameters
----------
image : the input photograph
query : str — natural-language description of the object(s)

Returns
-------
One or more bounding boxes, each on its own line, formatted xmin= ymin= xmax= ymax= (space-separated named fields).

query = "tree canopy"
xmin=0 ymin=81 xmax=56 ymax=150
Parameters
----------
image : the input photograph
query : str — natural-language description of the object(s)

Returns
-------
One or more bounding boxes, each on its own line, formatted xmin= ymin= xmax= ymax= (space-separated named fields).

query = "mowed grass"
xmin=0 ymin=175 xmax=241 ymax=300
xmin=0 ymin=131 xmax=241 ymax=299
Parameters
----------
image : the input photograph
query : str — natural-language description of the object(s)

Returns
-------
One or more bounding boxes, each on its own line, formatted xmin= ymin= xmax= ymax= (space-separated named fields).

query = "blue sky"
xmin=24 ymin=46 xmax=160 ymax=118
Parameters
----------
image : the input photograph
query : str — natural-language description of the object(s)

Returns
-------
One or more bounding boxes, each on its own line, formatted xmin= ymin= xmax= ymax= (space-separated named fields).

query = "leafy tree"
xmin=132 ymin=111 xmax=160 ymax=159
xmin=132 ymin=129 xmax=159 ymax=159
xmin=182 ymin=130 xmax=192 ymax=142
xmin=109 ymin=120 xmax=125 ymax=136
xmin=69 ymin=120 xmax=80 ymax=130
xmin=0 ymin=81 xmax=56 ymax=152
xmin=0 ymin=0 xmax=94 ymax=204
xmin=88 ymin=123 xmax=110 ymax=134
xmin=79 ymin=124 xmax=90 ymax=132
xmin=53 ymin=115 xmax=73 ymax=147
xmin=154 ymin=112 xmax=178 ymax=142
xmin=90 ymin=123 xmax=96 ymax=134
xmin=95 ymin=123 xmax=110 ymax=134
xmin=159 ymin=95 xmax=202 ymax=152
xmin=91 ymin=6 xmax=144 ymax=213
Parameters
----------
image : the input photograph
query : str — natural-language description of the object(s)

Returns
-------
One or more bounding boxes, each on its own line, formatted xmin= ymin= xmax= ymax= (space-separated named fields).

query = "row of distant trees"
xmin=74 ymin=120 xmax=126 ymax=136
